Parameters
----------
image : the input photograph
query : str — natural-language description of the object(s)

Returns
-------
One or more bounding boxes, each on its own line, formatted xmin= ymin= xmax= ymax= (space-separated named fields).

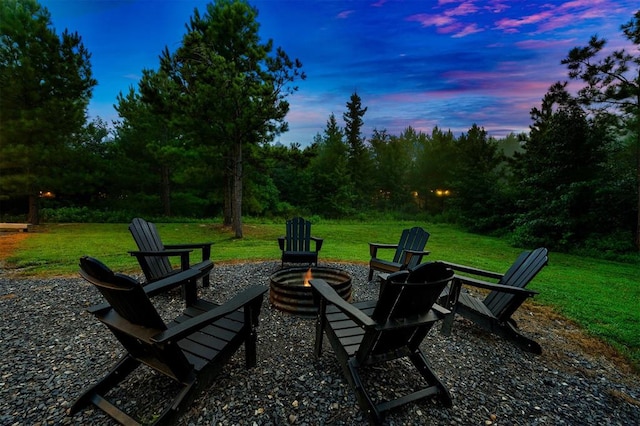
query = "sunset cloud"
xmin=40 ymin=0 xmax=636 ymax=144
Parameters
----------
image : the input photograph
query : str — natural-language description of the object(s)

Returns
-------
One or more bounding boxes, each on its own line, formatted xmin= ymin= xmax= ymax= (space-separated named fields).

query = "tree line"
xmin=1 ymin=1 xmax=638 ymax=254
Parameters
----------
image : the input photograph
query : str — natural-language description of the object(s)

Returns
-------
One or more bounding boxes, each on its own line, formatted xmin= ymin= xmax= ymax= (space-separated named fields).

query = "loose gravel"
xmin=1 ymin=261 xmax=638 ymax=425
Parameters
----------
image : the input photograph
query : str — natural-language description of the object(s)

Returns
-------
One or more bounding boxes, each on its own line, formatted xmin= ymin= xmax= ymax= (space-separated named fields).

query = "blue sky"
xmin=41 ymin=0 xmax=637 ymax=145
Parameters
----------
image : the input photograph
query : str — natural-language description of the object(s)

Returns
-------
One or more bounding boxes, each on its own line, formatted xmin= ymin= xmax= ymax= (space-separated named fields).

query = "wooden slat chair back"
xmin=368 ymin=226 xmax=431 ymax=281
xmin=394 ymin=226 xmax=430 ymax=267
xmin=129 ymin=217 xmax=174 ymax=281
xmin=69 ymin=256 xmax=266 ymax=425
xmin=311 ymin=262 xmax=454 ymax=423
xmin=79 ymin=257 xmax=193 ymax=381
xmin=278 ymin=217 xmax=324 ymax=267
xmin=286 ymin=216 xmax=311 ymax=251
xmin=129 ymin=217 xmax=213 ymax=288
xmin=363 ymin=263 xmax=453 ymax=363
xmin=484 ymin=248 xmax=548 ymax=321
xmin=439 ymin=247 xmax=548 ymax=353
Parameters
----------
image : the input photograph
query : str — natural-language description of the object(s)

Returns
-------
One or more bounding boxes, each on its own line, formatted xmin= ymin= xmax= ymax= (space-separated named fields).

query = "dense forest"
xmin=1 ymin=1 xmax=639 ymax=256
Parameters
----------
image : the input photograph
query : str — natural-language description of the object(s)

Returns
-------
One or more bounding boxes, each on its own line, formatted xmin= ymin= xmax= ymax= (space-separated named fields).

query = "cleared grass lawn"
xmin=3 ymin=220 xmax=639 ymax=369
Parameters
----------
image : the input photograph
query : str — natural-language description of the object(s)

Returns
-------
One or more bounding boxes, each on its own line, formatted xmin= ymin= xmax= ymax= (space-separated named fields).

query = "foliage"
xmin=0 ymin=0 xmax=96 ymax=223
xmin=150 ymin=0 xmax=305 ymax=237
xmin=562 ymin=10 xmax=640 ymax=250
xmin=2 ymin=2 xmax=638 ymax=256
xmin=509 ymin=82 xmax=617 ymax=250
xmin=448 ymin=124 xmax=510 ymax=232
xmin=307 ymin=115 xmax=354 ymax=217
xmin=344 ymin=92 xmax=373 ymax=208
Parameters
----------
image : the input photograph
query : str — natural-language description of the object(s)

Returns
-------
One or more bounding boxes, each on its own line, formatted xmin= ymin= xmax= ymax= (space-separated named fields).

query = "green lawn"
xmin=3 ymin=220 xmax=639 ymax=369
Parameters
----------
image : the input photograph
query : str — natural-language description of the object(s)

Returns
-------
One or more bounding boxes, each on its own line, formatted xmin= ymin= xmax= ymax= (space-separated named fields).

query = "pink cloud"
xmin=452 ymin=23 xmax=483 ymax=37
xmin=407 ymin=13 xmax=456 ymax=28
xmin=494 ymin=0 xmax=616 ymax=34
xmin=370 ymin=0 xmax=388 ymax=7
xmin=447 ymin=1 xmax=479 ymax=16
xmin=485 ymin=1 xmax=510 ymax=14
xmin=337 ymin=10 xmax=354 ymax=19
xmin=515 ymin=38 xmax=575 ymax=49
xmin=407 ymin=1 xmax=484 ymax=38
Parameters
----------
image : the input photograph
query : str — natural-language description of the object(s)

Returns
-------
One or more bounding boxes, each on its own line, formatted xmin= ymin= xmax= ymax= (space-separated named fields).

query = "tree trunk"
xmin=161 ymin=165 xmax=171 ymax=216
xmin=232 ymin=140 xmax=243 ymax=238
xmin=28 ymin=194 xmax=39 ymax=225
xmin=223 ymin=162 xmax=232 ymax=226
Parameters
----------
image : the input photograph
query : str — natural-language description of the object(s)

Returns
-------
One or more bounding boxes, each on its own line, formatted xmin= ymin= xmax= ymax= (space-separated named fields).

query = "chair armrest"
xmin=164 ymin=242 xmax=213 ymax=261
xmin=456 ymin=275 xmax=539 ymax=296
xmin=438 ymin=261 xmax=504 ymax=280
xmin=402 ymin=249 xmax=430 ymax=267
xmin=310 ymin=237 xmax=324 ymax=251
xmin=369 ymin=242 xmax=398 ymax=258
xmin=164 ymin=243 xmax=212 ymax=249
xmin=144 ymin=267 xmax=206 ymax=297
xmin=404 ymin=249 xmax=430 ymax=256
xmin=87 ymin=267 xmax=205 ymax=312
xmin=152 ymin=285 xmax=268 ymax=344
xmin=376 ymin=307 xmax=450 ymax=331
xmin=310 ymin=279 xmax=376 ymax=328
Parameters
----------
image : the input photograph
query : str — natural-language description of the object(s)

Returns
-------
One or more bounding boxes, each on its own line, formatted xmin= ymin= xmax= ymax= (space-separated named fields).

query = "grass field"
xmin=2 ymin=219 xmax=638 ymax=369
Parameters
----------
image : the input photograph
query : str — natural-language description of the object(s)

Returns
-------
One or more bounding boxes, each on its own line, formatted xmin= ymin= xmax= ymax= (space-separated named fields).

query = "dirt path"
xmin=0 ymin=232 xmax=29 ymax=268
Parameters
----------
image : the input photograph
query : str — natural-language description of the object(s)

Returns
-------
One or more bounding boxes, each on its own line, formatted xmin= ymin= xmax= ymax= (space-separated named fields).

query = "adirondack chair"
xmin=311 ymin=262 xmax=454 ymax=424
xmin=368 ymin=226 xmax=430 ymax=281
xmin=69 ymin=256 xmax=267 ymax=425
xmin=129 ymin=217 xmax=213 ymax=288
xmin=439 ymin=247 xmax=548 ymax=354
xmin=277 ymin=216 xmax=324 ymax=267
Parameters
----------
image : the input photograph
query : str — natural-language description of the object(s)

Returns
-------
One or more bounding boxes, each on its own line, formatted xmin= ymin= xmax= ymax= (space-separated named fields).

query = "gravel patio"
xmin=1 ymin=261 xmax=639 ymax=425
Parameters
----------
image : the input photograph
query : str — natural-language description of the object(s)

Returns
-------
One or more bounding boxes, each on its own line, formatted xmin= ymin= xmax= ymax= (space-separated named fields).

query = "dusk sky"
xmin=40 ymin=0 xmax=638 ymax=145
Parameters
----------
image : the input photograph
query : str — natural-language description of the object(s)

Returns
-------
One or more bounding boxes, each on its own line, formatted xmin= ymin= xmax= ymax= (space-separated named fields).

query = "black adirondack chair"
xmin=277 ymin=217 xmax=324 ymax=267
xmin=439 ymin=247 xmax=548 ymax=354
xmin=368 ymin=226 xmax=430 ymax=281
xmin=69 ymin=256 xmax=267 ymax=425
xmin=311 ymin=262 xmax=454 ymax=424
xmin=129 ymin=217 xmax=213 ymax=288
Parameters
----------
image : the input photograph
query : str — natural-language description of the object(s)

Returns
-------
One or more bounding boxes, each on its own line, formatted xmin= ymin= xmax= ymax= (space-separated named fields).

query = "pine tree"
xmin=0 ymin=0 xmax=96 ymax=223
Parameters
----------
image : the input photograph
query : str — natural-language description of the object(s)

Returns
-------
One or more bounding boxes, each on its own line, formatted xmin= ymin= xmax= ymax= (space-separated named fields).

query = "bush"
xmin=40 ymin=207 xmax=136 ymax=223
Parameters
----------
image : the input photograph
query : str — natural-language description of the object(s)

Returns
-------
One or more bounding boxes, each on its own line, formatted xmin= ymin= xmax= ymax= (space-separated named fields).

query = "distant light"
xmin=39 ymin=191 xmax=55 ymax=199
xmin=434 ymin=189 xmax=451 ymax=197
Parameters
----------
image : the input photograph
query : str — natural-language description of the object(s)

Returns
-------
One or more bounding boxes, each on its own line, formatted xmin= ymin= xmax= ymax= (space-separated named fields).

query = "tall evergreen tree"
xmin=308 ymin=114 xmax=352 ymax=217
xmin=511 ymin=83 xmax=606 ymax=249
xmin=154 ymin=0 xmax=304 ymax=237
xmin=0 ymin=0 xmax=96 ymax=223
xmin=343 ymin=92 xmax=371 ymax=208
xmin=561 ymin=10 xmax=640 ymax=249
xmin=449 ymin=124 xmax=507 ymax=231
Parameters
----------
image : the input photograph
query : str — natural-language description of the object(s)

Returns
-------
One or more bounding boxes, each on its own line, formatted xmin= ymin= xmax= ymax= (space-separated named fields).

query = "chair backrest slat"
xmin=79 ymin=256 xmax=193 ymax=381
xmin=286 ymin=217 xmax=312 ymax=252
xmin=484 ymin=248 xmax=548 ymax=319
xmin=129 ymin=218 xmax=174 ymax=281
xmin=393 ymin=227 xmax=430 ymax=268
xmin=368 ymin=262 xmax=453 ymax=356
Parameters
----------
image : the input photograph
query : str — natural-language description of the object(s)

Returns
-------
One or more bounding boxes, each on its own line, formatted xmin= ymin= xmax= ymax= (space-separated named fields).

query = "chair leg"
xmin=409 ymin=350 xmax=453 ymax=407
xmin=499 ymin=322 xmax=542 ymax=354
xmin=68 ymin=355 xmax=140 ymax=417
xmin=314 ymin=315 xmax=325 ymax=358
xmin=347 ymin=359 xmax=383 ymax=425
xmin=368 ymin=268 xmax=374 ymax=282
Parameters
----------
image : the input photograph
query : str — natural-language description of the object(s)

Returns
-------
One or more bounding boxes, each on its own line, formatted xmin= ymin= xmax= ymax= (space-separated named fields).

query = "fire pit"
xmin=269 ymin=266 xmax=352 ymax=316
